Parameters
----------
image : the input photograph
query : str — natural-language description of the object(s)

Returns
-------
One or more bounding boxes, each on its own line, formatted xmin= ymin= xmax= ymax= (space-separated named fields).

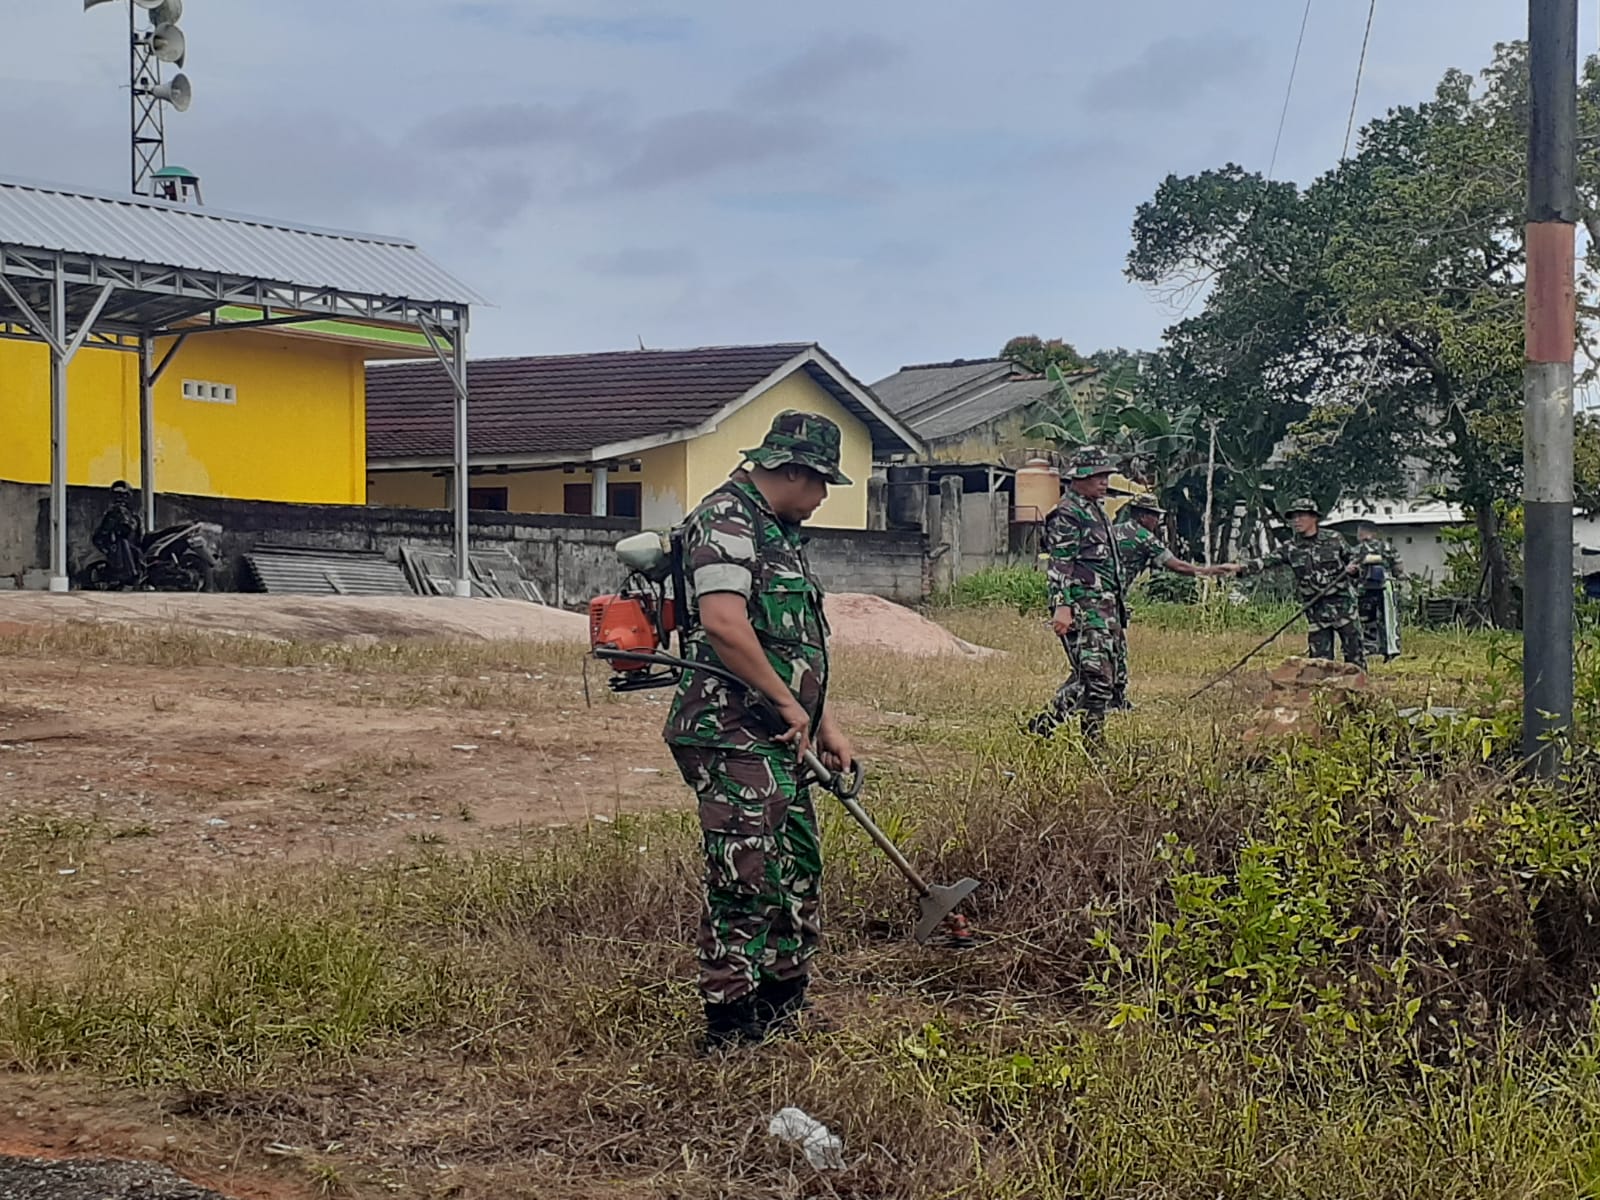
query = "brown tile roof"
xmin=366 ymin=342 xmax=919 ymax=462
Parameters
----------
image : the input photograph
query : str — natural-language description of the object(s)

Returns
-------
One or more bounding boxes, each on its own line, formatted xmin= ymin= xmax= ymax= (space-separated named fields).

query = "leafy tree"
xmin=1001 ymin=335 xmax=1086 ymax=375
xmin=1125 ymin=43 xmax=1600 ymax=626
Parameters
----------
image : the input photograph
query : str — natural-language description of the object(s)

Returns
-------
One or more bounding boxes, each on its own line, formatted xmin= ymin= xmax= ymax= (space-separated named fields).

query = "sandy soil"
xmin=0 ymin=594 xmax=592 ymax=644
xmin=0 ymin=591 xmax=994 ymax=658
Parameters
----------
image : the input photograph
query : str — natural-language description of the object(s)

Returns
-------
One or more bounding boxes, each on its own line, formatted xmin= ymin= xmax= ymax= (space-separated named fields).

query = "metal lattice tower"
xmin=128 ymin=4 xmax=167 ymax=197
xmin=87 ymin=0 xmax=195 ymax=202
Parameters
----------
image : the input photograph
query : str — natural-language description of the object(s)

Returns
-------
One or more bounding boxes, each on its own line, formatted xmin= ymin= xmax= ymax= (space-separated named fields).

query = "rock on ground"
xmin=0 ymin=1154 xmax=230 ymax=1200
xmin=1246 ymin=655 xmax=1369 ymax=743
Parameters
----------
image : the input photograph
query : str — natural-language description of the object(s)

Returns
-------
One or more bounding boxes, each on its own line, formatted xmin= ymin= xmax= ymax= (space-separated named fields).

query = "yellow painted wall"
xmin=683 ymin=371 xmax=871 ymax=529
xmin=0 ymin=331 xmax=367 ymax=504
xmin=367 ymin=441 xmax=688 ymax=524
xmin=366 ymin=370 xmax=874 ymax=529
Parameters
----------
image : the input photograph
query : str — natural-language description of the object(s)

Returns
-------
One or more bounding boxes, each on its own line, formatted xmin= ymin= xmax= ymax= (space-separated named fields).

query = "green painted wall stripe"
xmin=212 ymin=306 xmax=441 ymax=351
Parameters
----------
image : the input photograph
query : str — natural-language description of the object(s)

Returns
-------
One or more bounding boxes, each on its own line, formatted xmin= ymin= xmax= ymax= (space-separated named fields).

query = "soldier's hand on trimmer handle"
xmin=772 ymin=695 xmax=813 ymax=758
xmin=1051 ymin=605 xmax=1074 ymax=636
xmin=815 ymin=716 xmax=854 ymax=776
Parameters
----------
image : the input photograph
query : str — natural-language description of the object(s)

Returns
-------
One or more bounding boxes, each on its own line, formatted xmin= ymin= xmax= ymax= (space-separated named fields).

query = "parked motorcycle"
xmin=78 ymin=521 xmax=222 ymax=592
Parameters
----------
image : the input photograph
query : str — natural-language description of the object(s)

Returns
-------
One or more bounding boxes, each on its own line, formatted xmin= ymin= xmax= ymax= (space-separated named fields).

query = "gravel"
xmin=0 ymin=1155 xmax=231 ymax=1200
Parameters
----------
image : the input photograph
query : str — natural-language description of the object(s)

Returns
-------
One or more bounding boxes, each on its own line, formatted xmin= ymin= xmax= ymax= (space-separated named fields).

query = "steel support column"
xmin=139 ymin=337 xmax=156 ymax=531
xmin=418 ymin=312 xmax=472 ymax=598
xmin=0 ymin=270 xmax=115 ymax=591
xmin=49 ymin=273 xmax=68 ymax=592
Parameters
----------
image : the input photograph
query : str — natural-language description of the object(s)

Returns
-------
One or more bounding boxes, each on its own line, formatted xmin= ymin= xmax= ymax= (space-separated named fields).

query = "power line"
xmin=1268 ymin=0 xmax=1315 ymax=180
xmin=1342 ymin=0 xmax=1379 ymax=159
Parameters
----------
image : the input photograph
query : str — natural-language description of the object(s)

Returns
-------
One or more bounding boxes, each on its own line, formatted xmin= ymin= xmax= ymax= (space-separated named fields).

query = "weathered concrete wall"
xmin=0 ymin=482 xmax=929 ymax=607
xmin=806 ymin=527 xmax=928 ymax=605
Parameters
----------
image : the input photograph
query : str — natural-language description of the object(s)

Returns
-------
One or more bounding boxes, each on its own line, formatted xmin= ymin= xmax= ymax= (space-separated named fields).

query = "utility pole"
xmin=1524 ymin=0 xmax=1578 ymax=774
xmin=1202 ymin=418 xmax=1219 ymax=603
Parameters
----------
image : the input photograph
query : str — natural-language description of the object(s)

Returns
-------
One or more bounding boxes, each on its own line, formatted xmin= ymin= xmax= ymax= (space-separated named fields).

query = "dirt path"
xmin=0 ymin=655 xmax=689 ymax=893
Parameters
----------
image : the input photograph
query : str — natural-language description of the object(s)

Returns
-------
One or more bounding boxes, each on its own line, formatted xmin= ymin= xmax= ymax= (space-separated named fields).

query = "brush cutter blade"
xmin=914 ymin=877 xmax=980 ymax=944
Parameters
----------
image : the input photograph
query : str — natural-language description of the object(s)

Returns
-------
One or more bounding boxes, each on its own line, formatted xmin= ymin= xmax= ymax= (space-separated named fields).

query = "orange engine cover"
xmin=589 ymin=594 xmax=674 ymax=671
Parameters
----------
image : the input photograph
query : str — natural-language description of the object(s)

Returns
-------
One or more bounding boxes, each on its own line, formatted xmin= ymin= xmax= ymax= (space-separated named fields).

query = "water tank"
xmin=1014 ymin=457 xmax=1061 ymax=523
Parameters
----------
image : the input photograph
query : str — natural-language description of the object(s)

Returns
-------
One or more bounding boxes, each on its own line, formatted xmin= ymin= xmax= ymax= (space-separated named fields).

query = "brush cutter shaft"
xmin=1186 ymin=573 xmax=1352 ymax=701
xmin=800 ymin=749 xmax=932 ymax=897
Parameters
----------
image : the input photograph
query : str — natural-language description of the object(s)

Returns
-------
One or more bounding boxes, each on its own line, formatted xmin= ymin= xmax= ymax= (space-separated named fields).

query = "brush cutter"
xmin=795 ymin=743 xmax=979 ymax=946
xmin=589 ymin=641 xmax=979 ymax=947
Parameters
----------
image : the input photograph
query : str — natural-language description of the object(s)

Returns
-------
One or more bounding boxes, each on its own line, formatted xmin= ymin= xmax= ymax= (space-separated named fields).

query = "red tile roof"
xmin=366 ymin=343 xmax=917 ymax=462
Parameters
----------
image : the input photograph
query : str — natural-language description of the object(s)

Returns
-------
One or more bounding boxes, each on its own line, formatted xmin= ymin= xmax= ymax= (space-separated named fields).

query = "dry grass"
xmin=0 ymin=609 xmax=1593 ymax=1198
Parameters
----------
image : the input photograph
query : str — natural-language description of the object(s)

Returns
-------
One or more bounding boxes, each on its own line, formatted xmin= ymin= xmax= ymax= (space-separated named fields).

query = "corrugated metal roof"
xmin=244 ymin=547 xmax=413 ymax=596
xmin=873 ymin=359 xmax=1014 ymax=418
xmin=910 ymin=379 xmax=1057 ymax=442
xmin=0 ymin=176 xmax=481 ymax=307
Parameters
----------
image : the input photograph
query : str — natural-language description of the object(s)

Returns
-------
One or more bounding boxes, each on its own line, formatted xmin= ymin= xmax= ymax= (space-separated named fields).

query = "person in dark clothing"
xmin=93 ymin=481 xmax=144 ymax=587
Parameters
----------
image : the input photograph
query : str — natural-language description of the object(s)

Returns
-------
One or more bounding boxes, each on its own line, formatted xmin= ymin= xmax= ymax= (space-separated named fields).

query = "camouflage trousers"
xmin=1307 ymin=619 xmax=1366 ymax=669
xmin=1031 ymin=621 xmax=1125 ymax=739
xmin=670 ymin=745 xmax=822 ymax=1004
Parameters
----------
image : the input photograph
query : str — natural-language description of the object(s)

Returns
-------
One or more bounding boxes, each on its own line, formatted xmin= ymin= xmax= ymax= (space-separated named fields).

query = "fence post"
xmin=933 ymin=475 xmax=963 ymax=596
xmin=867 ymin=476 xmax=888 ymax=531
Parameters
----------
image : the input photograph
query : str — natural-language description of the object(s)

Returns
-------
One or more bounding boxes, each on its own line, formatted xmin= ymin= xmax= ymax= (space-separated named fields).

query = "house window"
xmin=182 ymin=379 xmax=236 ymax=405
xmin=1405 ymin=536 xmax=1413 ymax=543
xmin=611 ymin=483 xmax=642 ymax=520
xmin=564 ymin=482 xmax=642 ymax=523
xmin=468 ymin=487 xmax=508 ymax=512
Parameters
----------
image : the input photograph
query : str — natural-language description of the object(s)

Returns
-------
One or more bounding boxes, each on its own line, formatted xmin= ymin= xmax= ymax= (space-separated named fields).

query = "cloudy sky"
xmin=6 ymin=1 xmax=1592 ymax=380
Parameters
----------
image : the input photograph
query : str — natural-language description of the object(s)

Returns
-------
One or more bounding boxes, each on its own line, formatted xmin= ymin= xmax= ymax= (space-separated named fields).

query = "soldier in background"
xmin=663 ymin=411 xmax=854 ymax=1052
xmin=1236 ymin=497 xmax=1366 ymax=669
xmin=1028 ymin=448 xmax=1123 ymax=742
xmin=1111 ymin=493 xmax=1237 ymax=707
xmin=1355 ymin=520 xmax=1403 ymax=661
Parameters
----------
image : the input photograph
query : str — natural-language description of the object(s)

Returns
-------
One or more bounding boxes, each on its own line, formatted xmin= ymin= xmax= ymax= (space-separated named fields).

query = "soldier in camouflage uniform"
xmin=664 ymin=410 xmax=855 ymax=1051
xmin=1236 ymin=497 xmax=1366 ymax=668
xmin=1111 ymin=493 xmax=1233 ymax=708
xmin=1028 ymin=448 xmax=1124 ymax=742
xmin=1354 ymin=521 xmax=1403 ymax=660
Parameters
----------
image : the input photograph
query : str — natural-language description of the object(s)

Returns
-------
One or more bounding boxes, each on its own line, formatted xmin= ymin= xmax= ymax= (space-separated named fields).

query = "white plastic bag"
xmin=767 ymin=1106 xmax=846 ymax=1171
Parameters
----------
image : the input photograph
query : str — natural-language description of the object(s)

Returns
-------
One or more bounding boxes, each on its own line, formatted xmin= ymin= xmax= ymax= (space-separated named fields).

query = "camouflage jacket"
xmin=1244 ymin=528 xmax=1359 ymax=628
xmin=663 ymin=474 xmax=830 ymax=750
xmin=1044 ymin=490 xmax=1123 ymax=618
xmin=1113 ymin=517 xmax=1176 ymax=591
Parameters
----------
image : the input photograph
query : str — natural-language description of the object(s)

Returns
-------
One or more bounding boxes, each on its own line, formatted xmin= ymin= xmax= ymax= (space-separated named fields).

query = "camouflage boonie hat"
xmin=1283 ymin=496 xmax=1322 ymax=518
xmin=1066 ymin=447 xmax=1118 ymax=479
xmin=1128 ymin=492 xmax=1166 ymax=515
xmin=742 ymin=410 xmax=852 ymax=486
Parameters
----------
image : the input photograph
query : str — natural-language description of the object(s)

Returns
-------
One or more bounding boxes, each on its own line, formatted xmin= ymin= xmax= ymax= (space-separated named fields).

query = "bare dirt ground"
xmin=0 ymin=644 xmax=683 ymax=896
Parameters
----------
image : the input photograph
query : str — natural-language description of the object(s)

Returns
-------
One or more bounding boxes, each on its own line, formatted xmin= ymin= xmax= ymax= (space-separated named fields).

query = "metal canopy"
xmin=0 ymin=175 xmax=479 ymax=596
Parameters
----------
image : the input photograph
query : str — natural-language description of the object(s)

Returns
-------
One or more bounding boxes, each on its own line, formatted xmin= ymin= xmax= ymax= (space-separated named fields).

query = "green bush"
xmin=1142 ymin=571 xmax=1198 ymax=604
xmin=941 ymin=565 xmax=1049 ymax=612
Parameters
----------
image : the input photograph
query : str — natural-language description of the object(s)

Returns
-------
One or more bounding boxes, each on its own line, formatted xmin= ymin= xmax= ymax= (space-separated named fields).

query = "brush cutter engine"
xmin=589 ymin=532 xmax=686 ymax=691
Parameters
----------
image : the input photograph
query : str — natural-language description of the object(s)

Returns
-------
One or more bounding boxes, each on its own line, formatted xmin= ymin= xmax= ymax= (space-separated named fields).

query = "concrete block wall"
xmin=0 ymin=482 xmax=929 ymax=608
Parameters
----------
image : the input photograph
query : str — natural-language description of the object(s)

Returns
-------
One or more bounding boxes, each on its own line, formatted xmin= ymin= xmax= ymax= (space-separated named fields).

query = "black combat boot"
xmin=698 ymin=994 xmax=766 ymax=1055
xmin=754 ymin=976 xmax=807 ymax=1032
